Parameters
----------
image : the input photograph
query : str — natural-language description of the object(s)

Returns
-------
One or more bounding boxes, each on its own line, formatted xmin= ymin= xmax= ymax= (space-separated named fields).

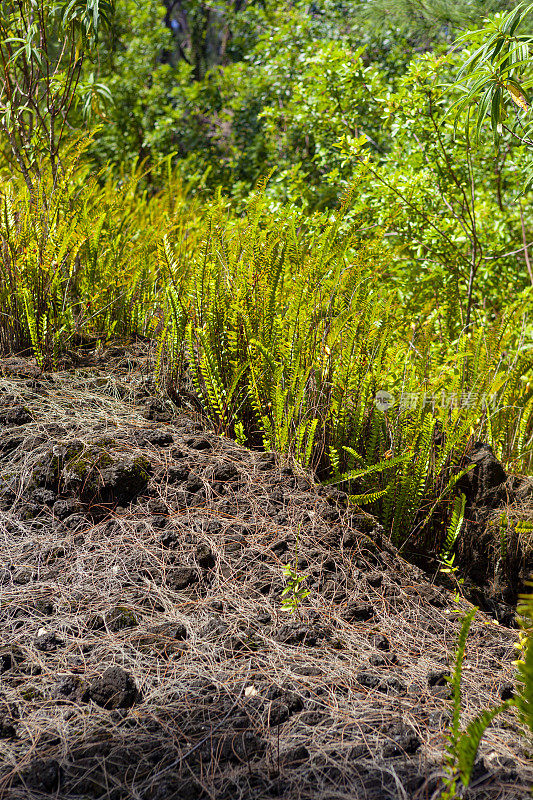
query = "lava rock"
xmin=366 ymin=572 xmax=384 ymax=587
xmin=88 ymin=666 xmax=138 ymax=709
xmin=63 ymin=448 xmax=151 ymax=504
xmin=142 ymin=398 xmax=172 ymax=422
xmin=105 ymin=606 xmax=139 ymax=632
xmin=342 ymin=601 xmax=375 ymax=623
xmin=148 ymin=622 xmax=187 ymax=640
xmin=148 ymin=499 xmax=168 ymax=515
xmin=499 ymin=681 xmax=515 ymax=701
xmin=13 ymin=566 xmax=34 ymax=584
xmin=372 ymin=634 xmax=391 ymax=651
xmin=0 ymin=432 xmax=24 ymax=455
xmin=0 ymin=568 xmax=11 ymax=585
xmin=184 ymin=475 xmax=203 ymax=493
xmin=31 ymin=488 xmax=56 ymax=506
xmin=0 ymin=716 xmax=17 ymax=738
xmin=196 ymin=544 xmax=216 ymax=569
xmin=52 ymin=675 xmax=89 ymax=703
xmin=0 ymin=405 xmax=32 ymax=426
xmin=459 ymin=442 xmax=508 ymax=507
xmin=275 ymin=624 xmax=319 ymax=646
xmin=53 ymin=497 xmax=83 ymax=519
xmin=141 ymin=428 xmax=174 ymax=446
xmin=356 ymin=671 xmax=406 ymax=695
xmin=166 ymin=566 xmax=198 ymax=591
xmin=427 ymin=669 xmax=449 ymax=687
xmin=256 ymin=454 xmax=276 ymax=471
xmin=264 ymin=700 xmax=291 ymax=727
xmin=184 ymin=436 xmax=212 ymax=450
xmin=20 ymin=758 xmax=61 ymax=792
xmin=271 ymin=538 xmax=290 ymax=555
xmin=212 ymin=462 xmax=239 ymax=482
xmin=34 ymin=631 xmax=64 ymax=652
xmin=382 ymin=723 xmax=421 ymax=757
xmin=166 ymin=465 xmax=189 ymax=483
xmin=86 ymin=613 xmax=105 ymax=631
xmin=349 ymin=743 xmax=372 ymax=759
xmin=369 ymin=653 xmax=397 ymax=667
xmin=281 ymin=744 xmax=310 ymax=765
xmin=0 ymin=646 xmax=24 ymax=672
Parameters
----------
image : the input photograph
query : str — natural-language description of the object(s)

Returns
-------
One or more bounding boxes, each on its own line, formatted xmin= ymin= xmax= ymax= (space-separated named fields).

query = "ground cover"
xmin=0 ymin=346 xmax=531 ymax=799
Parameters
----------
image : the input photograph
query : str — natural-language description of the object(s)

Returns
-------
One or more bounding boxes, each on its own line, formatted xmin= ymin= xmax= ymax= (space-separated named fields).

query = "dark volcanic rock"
xmin=142 ymin=397 xmax=172 ymax=422
xmin=427 ymin=669 xmax=449 ymax=687
xmin=275 ymin=624 xmax=321 ymax=646
xmin=281 ymin=744 xmax=310 ymax=765
xmin=53 ymin=497 xmax=83 ymax=519
xmin=149 ymin=621 xmax=187 ymax=640
xmin=212 ymin=461 xmax=239 ymax=482
xmin=0 ymin=715 xmax=17 ymax=738
xmin=105 ymin=606 xmax=139 ymax=631
xmin=499 ymin=682 xmax=515 ymax=701
xmin=52 ymin=675 xmax=89 ymax=703
xmin=381 ymin=722 xmax=421 ymax=757
xmin=148 ymin=499 xmax=168 ymax=515
xmin=63 ymin=448 xmax=151 ymax=504
xmin=372 ymin=634 xmax=390 ymax=651
xmin=196 ymin=543 xmax=216 ymax=569
xmin=140 ymin=427 xmax=174 ymax=446
xmin=0 ymin=431 xmax=24 ymax=455
xmin=88 ymin=666 xmax=138 ymax=709
xmin=34 ymin=631 xmax=64 ymax=652
xmin=166 ymin=566 xmax=198 ymax=591
xmin=356 ymin=671 xmax=407 ymax=695
xmin=31 ymin=487 xmax=56 ymax=506
xmin=0 ymin=404 xmax=32 ymax=426
xmin=184 ymin=435 xmax=212 ymax=450
xmin=0 ymin=646 xmax=24 ymax=672
xmin=264 ymin=700 xmax=291 ymax=726
xmin=21 ymin=758 xmax=61 ymax=792
xmin=459 ymin=442 xmax=508 ymax=507
xmin=342 ymin=601 xmax=375 ymax=623
xmin=166 ymin=464 xmax=189 ymax=483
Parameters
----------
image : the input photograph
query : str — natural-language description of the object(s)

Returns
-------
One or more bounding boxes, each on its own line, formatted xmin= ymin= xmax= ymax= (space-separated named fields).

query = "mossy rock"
xmin=20 ymin=685 xmax=43 ymax=702
xmin=105 ymin=605 xmax=139 ymax=632
xmin=30 ymin=440 xmax=84 ymax=489
xmin=62 ymin=447 xmax=151 ymax=504
xmin=30 ymin=437 xmax=150 ymax=505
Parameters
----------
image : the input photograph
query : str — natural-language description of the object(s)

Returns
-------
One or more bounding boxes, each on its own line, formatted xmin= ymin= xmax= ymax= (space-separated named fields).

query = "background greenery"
xmin=1 ymin=0 xmax=533 ymax=564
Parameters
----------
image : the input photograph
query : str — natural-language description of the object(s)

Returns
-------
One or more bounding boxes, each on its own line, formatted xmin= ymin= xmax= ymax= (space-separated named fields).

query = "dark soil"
xmin=0 ymin=346 xmax=531 ymax=800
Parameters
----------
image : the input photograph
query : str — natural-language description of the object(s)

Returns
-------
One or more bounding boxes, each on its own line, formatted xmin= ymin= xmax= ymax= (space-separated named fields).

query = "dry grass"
xmin=0 ymin=347 xmax=531 ymax=800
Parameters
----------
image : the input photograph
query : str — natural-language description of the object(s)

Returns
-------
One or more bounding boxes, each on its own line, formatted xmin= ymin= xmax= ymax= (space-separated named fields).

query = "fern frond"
xmin=455 ymin=702 xmax=513 ymax=786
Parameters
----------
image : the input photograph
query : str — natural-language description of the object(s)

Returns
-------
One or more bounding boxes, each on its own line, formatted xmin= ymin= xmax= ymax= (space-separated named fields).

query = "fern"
xmin=443 ymin=607 xmax=529 ymax=797
xmin=515 ymin=585 xmax=533 ymax=737
xmin=439 ymin=493 xmax=466 ymax=570
xmin=454 ymin=701 xmax=514 ymax=787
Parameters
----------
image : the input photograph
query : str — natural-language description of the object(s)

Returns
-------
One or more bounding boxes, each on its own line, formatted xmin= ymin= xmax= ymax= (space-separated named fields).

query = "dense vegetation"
xmin=0 ymin=1 xmax=532 ymax=782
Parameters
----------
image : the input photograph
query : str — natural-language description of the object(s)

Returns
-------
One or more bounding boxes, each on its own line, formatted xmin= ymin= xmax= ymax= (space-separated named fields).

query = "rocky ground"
xmin=0 ymin=344 xmax=532 ymax=799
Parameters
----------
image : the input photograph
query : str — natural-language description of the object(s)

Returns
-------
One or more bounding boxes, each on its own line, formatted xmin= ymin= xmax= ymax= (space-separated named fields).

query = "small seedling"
xmin=280 ymin=529 xmax=309 ymax=615
xmin=281 ymin=562 xmax=310 ymax=615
